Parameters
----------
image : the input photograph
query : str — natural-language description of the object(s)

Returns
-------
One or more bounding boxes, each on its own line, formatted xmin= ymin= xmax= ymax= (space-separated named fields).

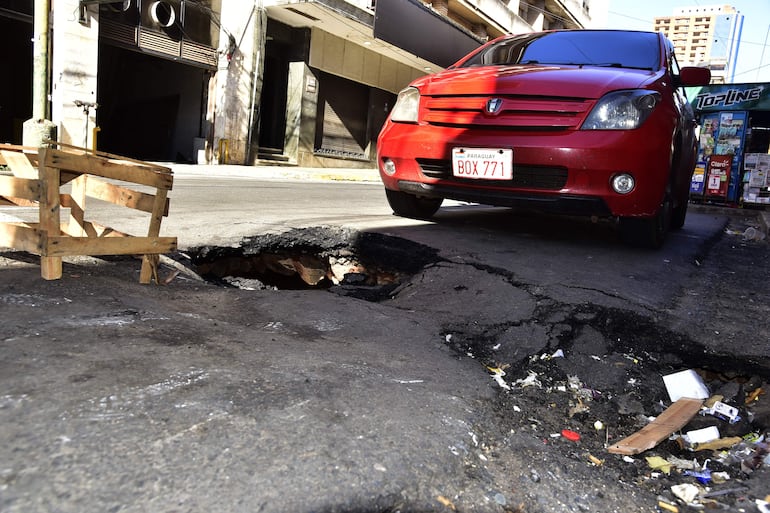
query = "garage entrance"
xmin=96 ymin=44 xmax=211 ymax=163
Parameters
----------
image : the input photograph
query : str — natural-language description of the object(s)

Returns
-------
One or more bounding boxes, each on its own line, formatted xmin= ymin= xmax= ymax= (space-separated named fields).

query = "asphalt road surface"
xmin=1 ymin=169 xmax=768 ymax=513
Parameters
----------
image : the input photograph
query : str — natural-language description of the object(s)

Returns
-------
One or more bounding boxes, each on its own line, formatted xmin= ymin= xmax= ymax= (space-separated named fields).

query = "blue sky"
xmin=604 ymin=0 xmax=770 ymax=83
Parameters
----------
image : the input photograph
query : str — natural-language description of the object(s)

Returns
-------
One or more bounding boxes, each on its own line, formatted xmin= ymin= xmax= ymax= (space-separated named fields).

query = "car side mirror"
xmin=678 ymin=67 xmax=711 ymax=86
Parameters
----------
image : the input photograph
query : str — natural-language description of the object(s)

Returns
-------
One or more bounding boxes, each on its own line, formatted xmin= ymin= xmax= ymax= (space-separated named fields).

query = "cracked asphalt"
xmin=1 ymin=170 xmax=769 ymax=512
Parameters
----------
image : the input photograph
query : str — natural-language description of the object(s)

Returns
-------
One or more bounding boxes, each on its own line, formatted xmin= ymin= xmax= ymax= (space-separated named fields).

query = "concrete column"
xmin=23 ymin=0 xmax=57 ymax=146
xmin=212 ymin=1 xmax=263 ymax=165
xmin=49 ymin=0 xmax=99 ymax=149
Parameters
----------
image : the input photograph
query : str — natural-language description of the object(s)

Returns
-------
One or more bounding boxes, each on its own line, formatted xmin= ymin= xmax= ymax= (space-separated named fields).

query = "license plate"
xmin=452 ymin=148 xmax=513 ymax=180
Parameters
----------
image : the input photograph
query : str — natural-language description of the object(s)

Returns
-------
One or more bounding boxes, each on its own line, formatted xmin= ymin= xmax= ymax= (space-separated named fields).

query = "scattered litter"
xmin=742 ymin=226 xmax=766 ymax=241
xmin=646 ymin=455 xmax=672 ymax=474
xmin=683 ymin=468 xmax=712 ymax=484
xmin=657 ymin=498 xmax=679 ymax=512
xmin=671 ymin=483 xmax=701 ymax=503
xmin=702 ymin=400 xmax=741 ymax=423
xmin=663 ymin=369 xmax=710 ymax=402
xmin=690 ymin=436 xmax=743 ymax=452
xmin=561 ymin=429 xmax=581 ymax=442
xmin=746 ymin=387 xmax=765 ymax=404
xmin=587 ymin=453 xmax=604 ymax=466
xmin=593 ymin=420 xmax=604 ymax=431
xmin=757 ymin=499 xmax=770 ymax=513
xmin=685 ymin=426 xmax=720 ymax=445
xmin=487 ymin=367 xmax=511 ymax=391
xmin=515 ymin=371 xmax=541 ymax=388
xmin=436 ymin=495 xmax=456 ymax=510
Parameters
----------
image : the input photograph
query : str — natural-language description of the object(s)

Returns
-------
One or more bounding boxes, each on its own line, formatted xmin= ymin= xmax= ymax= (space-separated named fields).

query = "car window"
xmin=461 ymin=31 xmax=661 ymax=71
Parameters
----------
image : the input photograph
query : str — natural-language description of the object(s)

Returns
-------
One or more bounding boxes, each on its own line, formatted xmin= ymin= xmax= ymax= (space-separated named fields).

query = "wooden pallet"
xmin=0 ymin=142 xmax=177 ymax=283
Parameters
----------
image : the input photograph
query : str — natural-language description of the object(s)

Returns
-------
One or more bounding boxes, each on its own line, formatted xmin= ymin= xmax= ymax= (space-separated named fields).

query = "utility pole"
xmin=22 ymin=0 xmax=58 ymax=147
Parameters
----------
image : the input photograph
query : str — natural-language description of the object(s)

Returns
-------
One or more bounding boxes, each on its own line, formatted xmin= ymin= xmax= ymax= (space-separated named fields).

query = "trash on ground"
xmin=663 ymin=369 xmax=710 ymax=402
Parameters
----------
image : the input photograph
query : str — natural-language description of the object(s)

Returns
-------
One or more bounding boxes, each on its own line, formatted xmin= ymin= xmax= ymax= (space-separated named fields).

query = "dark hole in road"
xmin=188 ymin=227 xmax=442 ymax=300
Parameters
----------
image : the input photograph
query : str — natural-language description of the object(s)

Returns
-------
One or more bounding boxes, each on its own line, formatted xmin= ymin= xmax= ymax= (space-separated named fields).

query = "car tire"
xmin=385 ymin=188 xmax=443 ymax=219
xmin=671 ymin=199 xmax=688 ymax=230
xmin=619 ymin=189 xmax=672 ymax=249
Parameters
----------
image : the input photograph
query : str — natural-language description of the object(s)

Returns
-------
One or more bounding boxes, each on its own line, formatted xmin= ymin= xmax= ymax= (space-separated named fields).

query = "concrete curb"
xmin=167 ymin=163 xmax=380 ymax=182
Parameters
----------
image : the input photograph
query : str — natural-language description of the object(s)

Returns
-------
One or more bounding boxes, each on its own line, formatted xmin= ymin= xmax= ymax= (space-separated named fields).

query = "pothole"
xmin=188 ymin=226 xmax=442 ymax=300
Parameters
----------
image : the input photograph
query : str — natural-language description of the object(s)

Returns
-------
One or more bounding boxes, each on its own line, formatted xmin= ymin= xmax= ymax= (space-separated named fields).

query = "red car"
xmin=376 ymin=30 xmax=711 ymax=247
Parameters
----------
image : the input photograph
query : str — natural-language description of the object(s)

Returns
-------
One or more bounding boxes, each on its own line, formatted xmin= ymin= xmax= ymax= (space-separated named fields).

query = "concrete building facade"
xmin=3 ymin=0 xmax=606 ymax=168
xmin=654 ymin=4 xmax=743 ymax=84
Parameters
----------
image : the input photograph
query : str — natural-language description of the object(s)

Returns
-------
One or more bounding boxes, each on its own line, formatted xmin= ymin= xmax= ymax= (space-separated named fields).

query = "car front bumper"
xmin=377 ymin=122 xmax=675 ymax=218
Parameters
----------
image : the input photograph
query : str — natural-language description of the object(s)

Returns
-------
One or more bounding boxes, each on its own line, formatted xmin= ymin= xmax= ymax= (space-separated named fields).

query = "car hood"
xmin=413 ymin=65 xmax=659 ymax=99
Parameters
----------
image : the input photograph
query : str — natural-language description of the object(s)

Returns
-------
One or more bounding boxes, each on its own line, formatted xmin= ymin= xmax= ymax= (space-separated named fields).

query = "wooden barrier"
xmin=0 ymin=142 xmax=177 ymax=283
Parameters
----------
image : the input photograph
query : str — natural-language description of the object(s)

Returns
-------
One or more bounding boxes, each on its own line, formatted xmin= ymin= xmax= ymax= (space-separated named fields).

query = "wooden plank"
xmin=60 ymin=220 xmax=118 ymax=238
xmin=44 ymin=235 xmax=177 ymax=257
xmin=0 ymin=223 xmax=44 ymax=253
xmin=607 ymin=398 xmax=704 ymax=455
xmin=43 ymin=148 xmax=173 ymax=190
xmin=38 ymin=149 xmax=62 ymax=280
xmin=85 ymin=177 xmax=170 ymax=216
xmin=140 ymin=187 xmax=170 ymax=283
xmin=0 ymin=196 xmax=38 ymax=207
xmin=0 ymin=150 xmax=38 ymax=179
xmin=0 ymin=175 xmax=41 ymax=201
xmin=67 ymin=175 xmax=88 ymax=237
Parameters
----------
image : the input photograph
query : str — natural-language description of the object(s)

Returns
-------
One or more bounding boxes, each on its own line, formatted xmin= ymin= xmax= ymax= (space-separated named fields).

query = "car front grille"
xmin=417 ymin=159 xmax=567 ymax=190
xmin=422 ymin=94 xmax=592 ymax=130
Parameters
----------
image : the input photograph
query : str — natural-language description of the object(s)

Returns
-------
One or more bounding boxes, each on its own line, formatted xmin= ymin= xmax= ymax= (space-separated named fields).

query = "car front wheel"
xmin=619 ymin=190 xmax=672 ymax=249
xmin=385 ymin=189 xmax=443 ymax=219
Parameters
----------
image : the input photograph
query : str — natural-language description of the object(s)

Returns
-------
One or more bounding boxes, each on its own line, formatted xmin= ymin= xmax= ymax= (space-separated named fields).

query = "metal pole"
xmin=32 ymin=0 xmax=50 ymax=120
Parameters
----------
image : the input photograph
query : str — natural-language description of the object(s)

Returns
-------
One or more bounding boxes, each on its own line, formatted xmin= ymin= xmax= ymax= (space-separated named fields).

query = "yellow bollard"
xmin=92 ymin=126 xmax=101 ymax=152
xmin=218 ymin=138 xmax=229 ymax=164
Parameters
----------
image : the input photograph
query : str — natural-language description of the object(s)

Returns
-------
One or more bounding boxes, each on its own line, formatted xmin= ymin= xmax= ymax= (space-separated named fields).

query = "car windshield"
xmin=460 ymin=30 xmax=661 ymax=71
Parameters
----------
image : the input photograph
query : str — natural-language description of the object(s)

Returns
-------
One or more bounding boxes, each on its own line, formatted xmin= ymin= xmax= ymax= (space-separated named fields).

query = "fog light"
xmin=382 ymin=158 xmax=397 ymax=176
xmin=611 ymin=173 xmax=635 ymax=194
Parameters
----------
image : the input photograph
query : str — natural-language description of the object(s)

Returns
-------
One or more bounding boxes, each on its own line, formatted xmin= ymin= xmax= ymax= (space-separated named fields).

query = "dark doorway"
xmin=258 ymin=41 xmax=290 ymax=155
xmin=0 ymin=12 xmax=33 ymax=144
xmin=96 ymin=44 xmax=209 ymax=162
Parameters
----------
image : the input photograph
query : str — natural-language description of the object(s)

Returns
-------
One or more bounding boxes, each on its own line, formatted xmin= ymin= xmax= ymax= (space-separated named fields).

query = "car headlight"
xmin=582 ymin=90 xmax=660 ymax=130
xmin=390 ymin=87 xmax=420 ymax=123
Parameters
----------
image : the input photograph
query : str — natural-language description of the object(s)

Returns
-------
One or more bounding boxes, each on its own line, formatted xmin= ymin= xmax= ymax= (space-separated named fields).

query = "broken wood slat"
xmin=66 ymin=175 xmax=88 ymax=237
xmin=84 ymin=177 xmax=170 ymax=216
xmin=607 ymin=397 xmax=704 ymax=455
xmin=0 ymin=150 xmax=38 ymax=179
xmin=43 ymin=234 xmax=177 ymax=257
xmin=43 ymin=149 xmax=173 ymax=190
xmin=139 ymin=186 xmax=170 ymax=284
xmin=0 ymin=223 xmax=45 ymax=253
xmin=0 ymin=175 xmax=41 ymax=201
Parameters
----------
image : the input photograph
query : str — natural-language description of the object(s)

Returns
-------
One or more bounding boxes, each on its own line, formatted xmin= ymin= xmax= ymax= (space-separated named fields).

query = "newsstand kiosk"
xmin=689 ymin=83 xmax=770 ymax=206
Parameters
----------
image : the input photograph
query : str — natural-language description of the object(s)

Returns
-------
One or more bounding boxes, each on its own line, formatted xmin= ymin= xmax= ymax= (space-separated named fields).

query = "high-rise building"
xmin=654 ymin=4 xmax=743 ymax=84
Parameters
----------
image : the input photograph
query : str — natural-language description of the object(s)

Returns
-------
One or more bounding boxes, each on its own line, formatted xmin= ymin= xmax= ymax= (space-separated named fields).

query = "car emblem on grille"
xmin=485 ymin=98 xmax=503 ymax=115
